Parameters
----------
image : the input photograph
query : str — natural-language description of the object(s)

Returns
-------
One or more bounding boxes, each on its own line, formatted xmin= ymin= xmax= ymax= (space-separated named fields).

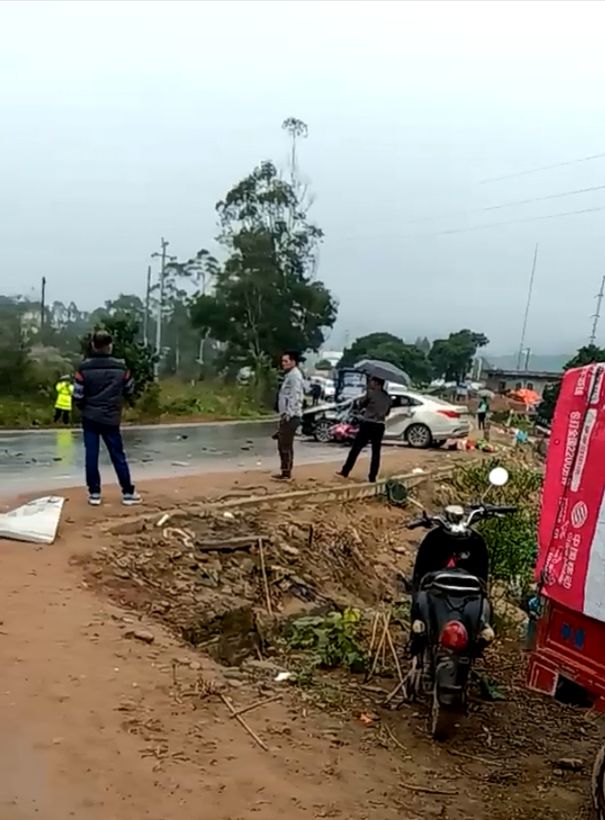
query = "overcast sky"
xmin=1 ymin=0 xmax=605 ymax=355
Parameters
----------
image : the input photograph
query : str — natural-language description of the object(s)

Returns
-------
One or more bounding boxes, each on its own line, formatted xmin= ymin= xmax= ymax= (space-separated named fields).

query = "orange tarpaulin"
xmin=510 ymin=387 xmax=540 ymax=405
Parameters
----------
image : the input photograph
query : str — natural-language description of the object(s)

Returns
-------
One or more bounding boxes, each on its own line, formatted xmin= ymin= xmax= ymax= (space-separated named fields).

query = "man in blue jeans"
xmin=73 ymin=330 xmax=140 ymax=506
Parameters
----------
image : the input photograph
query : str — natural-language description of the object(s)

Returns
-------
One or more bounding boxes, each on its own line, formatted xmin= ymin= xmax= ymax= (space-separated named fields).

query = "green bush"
xmin=449 ymin=459 xmax=542 ymax=592
xmin=286 ymin=608 xmax=367 ymax=672
xmin=154 ymin=379 xmax=268 ymax=420
xmin=0 ymin=398 xmax=56 ymax=428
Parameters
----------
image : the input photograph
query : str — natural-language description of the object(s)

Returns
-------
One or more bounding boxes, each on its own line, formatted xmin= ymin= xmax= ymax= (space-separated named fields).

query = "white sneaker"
xmin=122 ymin=492 xmax=142 ymax=506
xmin=88 ymin=494 xmax=102 ymax=506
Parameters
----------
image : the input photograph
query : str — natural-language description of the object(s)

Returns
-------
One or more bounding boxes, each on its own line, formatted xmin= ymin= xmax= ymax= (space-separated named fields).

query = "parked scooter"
xmin=403 ymin=466 xmax=516 ymax=740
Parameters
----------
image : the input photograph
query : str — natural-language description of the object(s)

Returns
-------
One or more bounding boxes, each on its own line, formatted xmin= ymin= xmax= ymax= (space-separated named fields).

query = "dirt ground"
xmin=0 ymin=448 xmax=600 ymax=819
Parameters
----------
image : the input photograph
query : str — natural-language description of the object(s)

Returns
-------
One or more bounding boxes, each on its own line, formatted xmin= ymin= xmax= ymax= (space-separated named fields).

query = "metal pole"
xmin=524 ymin=347 xmax=531 ymax=370
xmin=143 ymin=264 xmax=151 ymax=347
xmin=40 ymin=276 xmax=46 ymax=331
xmin=516 ymin=243 xmax=539 ymax=371
xmin=153 ymin=238 xmax=168 ymax=378
xmin=589 ymin=274 xmax=605 ymax=346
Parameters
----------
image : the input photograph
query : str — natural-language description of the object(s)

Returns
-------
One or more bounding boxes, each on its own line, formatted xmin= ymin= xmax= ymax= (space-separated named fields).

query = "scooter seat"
xmin=421 ymin=569 xmax=483 ymax=595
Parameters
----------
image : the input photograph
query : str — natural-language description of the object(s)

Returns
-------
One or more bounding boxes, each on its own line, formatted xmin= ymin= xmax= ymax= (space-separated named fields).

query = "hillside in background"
xmin=483 ymin=352 xmax=569 ymax=372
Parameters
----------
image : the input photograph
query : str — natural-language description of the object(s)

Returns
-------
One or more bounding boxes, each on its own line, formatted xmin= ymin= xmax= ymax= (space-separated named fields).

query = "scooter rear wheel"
xmin=430 ymin=691 xmax=458 ymax=741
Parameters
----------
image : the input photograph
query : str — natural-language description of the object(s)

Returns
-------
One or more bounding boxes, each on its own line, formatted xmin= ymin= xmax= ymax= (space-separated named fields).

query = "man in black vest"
xmin=73 ymin=330 xmax=140 ymax=506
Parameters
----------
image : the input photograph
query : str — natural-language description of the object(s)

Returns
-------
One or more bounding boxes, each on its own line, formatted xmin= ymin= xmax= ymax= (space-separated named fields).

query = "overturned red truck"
xmin=528 ymin=362 xmax=605 ymax=708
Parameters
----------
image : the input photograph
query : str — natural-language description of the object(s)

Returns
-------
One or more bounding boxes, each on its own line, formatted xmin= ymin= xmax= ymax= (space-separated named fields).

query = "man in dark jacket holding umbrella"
xmin=337 ymin=376 xmax=392 ymax=483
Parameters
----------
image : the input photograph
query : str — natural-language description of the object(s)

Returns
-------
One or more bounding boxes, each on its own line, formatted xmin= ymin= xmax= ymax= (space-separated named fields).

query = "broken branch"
xmin=219 ymin=693 xmax=269 ymax=752
xmin=258 ymin=537 xmax=273 ymax=617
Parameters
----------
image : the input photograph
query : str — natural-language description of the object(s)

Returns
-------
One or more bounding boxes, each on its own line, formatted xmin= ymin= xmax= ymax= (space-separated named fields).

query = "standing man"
xmin=338 ymin=376 xmax=392 ymax=483
xmin=274 ymin=350 xmax=304 ymax=480
xmin=477 ymin=395 xmax=489 ymax=432
xmin=53 ymin=374 xmax=73 ymax=424
xmin=73 ymin=330 xmax=140 ymax=506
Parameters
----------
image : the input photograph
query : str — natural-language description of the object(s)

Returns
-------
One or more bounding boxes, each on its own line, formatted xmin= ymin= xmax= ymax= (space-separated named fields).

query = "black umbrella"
xmin=354 ymin=359 xmax=411 ymax=386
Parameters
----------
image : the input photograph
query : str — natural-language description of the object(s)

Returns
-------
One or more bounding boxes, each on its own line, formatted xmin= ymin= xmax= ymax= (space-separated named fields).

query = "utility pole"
xmin=516 ymin=243 xmax=539 ymax=371
xmin=589 ymin=274 xmax=605 ymax=346
xmin=524 ymin=347 xmax=531 ymax=371
xmin=143 ymin=264 xmax=151 ymax=347
xmin=151 ymin=238 xmax=169 ymax=378
xmin=40 ymin=276 xmax=46 ymax=331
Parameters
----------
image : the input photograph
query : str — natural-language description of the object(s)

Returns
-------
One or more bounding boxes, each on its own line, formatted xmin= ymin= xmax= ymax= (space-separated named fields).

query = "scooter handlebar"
xmin=484 ymin=504 xmax=518 ymax=515
xmin=407 ymin=518 xmax=428 ymax=530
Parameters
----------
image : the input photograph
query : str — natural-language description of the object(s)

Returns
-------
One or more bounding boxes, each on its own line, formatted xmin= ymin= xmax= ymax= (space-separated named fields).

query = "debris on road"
xmin=125 ymin=628 xmax=155 ymax=644
xmin=0 ymin=496 xmax=65 ymax=545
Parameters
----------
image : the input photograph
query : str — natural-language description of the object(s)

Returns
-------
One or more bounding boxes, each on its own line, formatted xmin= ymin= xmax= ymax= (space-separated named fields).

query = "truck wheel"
xmin=406 ymin=423 xmax=432 ymax=449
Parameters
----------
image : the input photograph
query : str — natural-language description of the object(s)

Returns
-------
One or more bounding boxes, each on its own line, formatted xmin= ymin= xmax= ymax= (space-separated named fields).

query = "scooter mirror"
xmin=488 ymin=466 xmax=509 ymax=487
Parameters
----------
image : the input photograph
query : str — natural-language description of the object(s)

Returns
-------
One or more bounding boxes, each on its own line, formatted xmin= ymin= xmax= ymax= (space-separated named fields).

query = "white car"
xmin=384 ymin=391 xmax=471 ymax=448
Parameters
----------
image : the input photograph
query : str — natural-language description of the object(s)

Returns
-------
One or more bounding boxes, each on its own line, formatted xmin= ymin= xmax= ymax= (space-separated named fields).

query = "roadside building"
xmin=484 ymin=368 xmax=562 ymax=397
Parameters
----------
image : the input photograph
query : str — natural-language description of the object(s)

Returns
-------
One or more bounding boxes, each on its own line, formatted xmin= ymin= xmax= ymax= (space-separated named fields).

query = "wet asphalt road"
xmin=0 ymin=421 xmax=341 ymax=495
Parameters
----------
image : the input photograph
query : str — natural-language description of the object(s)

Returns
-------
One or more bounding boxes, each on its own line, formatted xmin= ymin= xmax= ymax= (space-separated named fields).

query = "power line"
xmin=402 ymin=204 xmax=605 ymax=239
xmin=480 ymin=151 xmax=605 ymax=184
xmin=407 ymin=183 xmax=605 ymax=225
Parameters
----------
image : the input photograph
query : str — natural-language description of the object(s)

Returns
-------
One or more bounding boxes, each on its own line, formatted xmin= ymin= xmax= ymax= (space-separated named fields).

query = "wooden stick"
xmin=384 ymin=723 xmax=408 ymax=754
xmin=400 ymin=781 xmax=458 ymax=796
xmin=219 ymin=693 xmax=269 ymax=751
xmin=258 ymin=537 xmax=273 ymax=617
xmin=368 ymin=612 xmax=391 ymax=679
xmin=195 ymin=535 xmax=257 ymax=552
xmin=384 ymin=679 xmax=405 ymax=705
xmin=385 ymin=626 xmax=404 ymax=685
xmin=367 ymin=612 xmax=380 ymax=657
xmin=448 ymin=748 xmax=498 ymax=766
xmin=229 ymin=694 xmax=282 ymax=718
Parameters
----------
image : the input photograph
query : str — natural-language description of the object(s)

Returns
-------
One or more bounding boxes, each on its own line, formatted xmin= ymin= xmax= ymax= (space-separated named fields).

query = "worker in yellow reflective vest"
xmin=54 ymin=375 xmax=74 ymax=424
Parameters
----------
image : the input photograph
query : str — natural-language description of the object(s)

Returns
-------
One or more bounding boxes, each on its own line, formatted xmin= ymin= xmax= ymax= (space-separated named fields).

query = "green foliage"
xmin=449 ymin=459 xmax=542 ymax=590
xmin=315 ymin=358 xmax=333 ymax=371
xmin=536 ymin=344 xmax=605 ymax=426
xmin=155 ymin=379 xmax=266 ymax=420
xmin=340 ymin=332 xmax=432 ymax=383
xmin=414 ymin=336 xmax=431 ymax=355
xmin=0 ymin=302 xmax=37 ymax=396
xmin=190 ymin=159 xmax=337 ymax=372
xmin=0 ymin=397 xmax=56 ymax=428
xmin=81 ymin=314 xmax=157 ymax=399
xmin=286 ymin=608 xmax=367 ymax=672
xmin=429 ymin=329 xmax=489 ymax=382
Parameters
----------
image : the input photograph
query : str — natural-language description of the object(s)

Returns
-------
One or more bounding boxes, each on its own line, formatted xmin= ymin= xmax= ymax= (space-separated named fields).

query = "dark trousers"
xmin=277 ymin=417 xmax=300 ymax=477
xmin=82 ymin=419 xmax=134 ymax=495
xmin=341 ymin=420 xmax=385 ymax=482
xmin=477 ymin=413 xmax=486 ymax=431
xmin=54 ymin=408 xmax=70 ymax=424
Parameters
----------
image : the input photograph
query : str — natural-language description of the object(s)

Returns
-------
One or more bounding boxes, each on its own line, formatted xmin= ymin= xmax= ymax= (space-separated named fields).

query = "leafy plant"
xmin=286 ymin=608 xmax=367 ymax=672
xmin=429 ymin=329 xmax=489 ymax=382
xmin=449 ymin=459 xmax=542 ymax=592
xmin=190 ymin=157 xmax=337 ymax=375
xmin=81 ymin=314 xmax=157 ymax=400
xmin=339 ymin=332 xmax=432 ymax=384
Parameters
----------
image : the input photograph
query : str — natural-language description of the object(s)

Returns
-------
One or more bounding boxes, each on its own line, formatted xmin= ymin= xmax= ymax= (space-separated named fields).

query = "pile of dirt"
xmin=82 ymin=497 xmax=416 ymax=664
